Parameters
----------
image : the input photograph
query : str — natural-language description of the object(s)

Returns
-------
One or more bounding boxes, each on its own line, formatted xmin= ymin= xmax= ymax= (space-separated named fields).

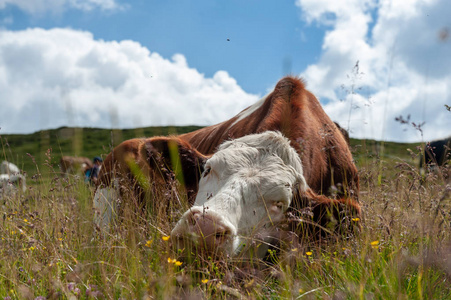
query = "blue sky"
xmin=2 ymin=0 xmax=325 ymax=94
xmin=0 ymin=0 xmax=450 ymax=142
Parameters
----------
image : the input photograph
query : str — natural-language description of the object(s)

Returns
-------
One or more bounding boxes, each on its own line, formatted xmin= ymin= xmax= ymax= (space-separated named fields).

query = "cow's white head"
xmin=171 ymin=131 xmax=308 ymax=257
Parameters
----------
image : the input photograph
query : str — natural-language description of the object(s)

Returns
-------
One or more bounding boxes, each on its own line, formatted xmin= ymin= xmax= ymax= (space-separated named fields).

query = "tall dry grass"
xmin=0 ymin=143 xmax=450 ymax=299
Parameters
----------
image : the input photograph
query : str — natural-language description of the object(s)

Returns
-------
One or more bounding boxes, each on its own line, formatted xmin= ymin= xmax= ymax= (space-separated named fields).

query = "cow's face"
xmin=171 ymin=131 xmax=307 ymax=257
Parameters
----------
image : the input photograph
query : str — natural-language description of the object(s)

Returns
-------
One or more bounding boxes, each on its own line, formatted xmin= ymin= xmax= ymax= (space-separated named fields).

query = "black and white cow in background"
xmin=420 ymin=137 xmax=450 ymax=169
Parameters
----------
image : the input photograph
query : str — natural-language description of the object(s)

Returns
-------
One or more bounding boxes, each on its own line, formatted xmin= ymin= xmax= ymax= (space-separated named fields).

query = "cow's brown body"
xmin=179 ymin=77 xmax=358 ymax=199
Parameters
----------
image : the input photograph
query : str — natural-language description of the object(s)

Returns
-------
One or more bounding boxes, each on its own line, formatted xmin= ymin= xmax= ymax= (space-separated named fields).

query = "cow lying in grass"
xmin=94 ymin=131 xmax=359 ymax=257
xmin=94 ymin=76 xmax=361 ymax=258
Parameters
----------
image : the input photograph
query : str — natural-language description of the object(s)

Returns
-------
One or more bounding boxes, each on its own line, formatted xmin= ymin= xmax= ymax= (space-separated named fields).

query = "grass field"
xmin=1 ymin=126 xmax=450 ymax=299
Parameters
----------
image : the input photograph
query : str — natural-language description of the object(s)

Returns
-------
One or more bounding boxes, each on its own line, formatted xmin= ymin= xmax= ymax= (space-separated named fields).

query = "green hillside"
xmin=0 ymin=126 xmax=422 ymax=178
xmin=0 ymin=126 xmax=202 ymax=176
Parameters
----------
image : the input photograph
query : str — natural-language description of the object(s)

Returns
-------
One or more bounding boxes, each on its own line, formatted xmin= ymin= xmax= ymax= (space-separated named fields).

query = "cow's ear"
xmin=141 ymin=137 xmax=209 ymax=204
xmin=288 ymin=187 xmax=361 ymax=238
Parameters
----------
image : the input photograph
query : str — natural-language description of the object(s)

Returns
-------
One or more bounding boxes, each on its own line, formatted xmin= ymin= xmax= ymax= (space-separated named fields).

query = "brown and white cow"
xmin=59 ymin=156 xmax=93 ymax=176
xmin=94 ymin=76 xmax=360 ymax=256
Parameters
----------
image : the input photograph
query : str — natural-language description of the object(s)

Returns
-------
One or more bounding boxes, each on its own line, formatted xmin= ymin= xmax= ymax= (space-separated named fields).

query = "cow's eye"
xmin=203 ymin=166 xmax=211 ymax=177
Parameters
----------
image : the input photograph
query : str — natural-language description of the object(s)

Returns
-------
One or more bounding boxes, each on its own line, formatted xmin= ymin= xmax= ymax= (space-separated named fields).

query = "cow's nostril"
xmin=180 ymin=209 xmax=235 ymax=252
xmin=214 ymin=226 xmax=231 ymax=241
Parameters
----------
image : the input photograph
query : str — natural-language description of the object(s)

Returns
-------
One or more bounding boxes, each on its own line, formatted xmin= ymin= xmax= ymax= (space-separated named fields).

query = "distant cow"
xmin=0 ymin=174 xmax=26 ymax=196
xmin=59 ymin=156 xmax=93 ymax=176
xmin=0 ymin=161 xmax=25 ymax=197
xmin=1 ymin=161 xmax=20 ymax=175
xmin=420 ymin=137 xmax=451 ymax=169
xmin=95 ymin=76 xmax=360 ymax=257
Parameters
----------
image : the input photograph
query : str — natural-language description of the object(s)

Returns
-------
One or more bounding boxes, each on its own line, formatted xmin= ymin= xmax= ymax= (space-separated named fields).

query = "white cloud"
xmin=296 ymin=0 xmax=451 ymax=142
xmin=0 ymin=0 xmax=124 ymax=15
xmin=0 ymin=28 xmax=259 ymax=134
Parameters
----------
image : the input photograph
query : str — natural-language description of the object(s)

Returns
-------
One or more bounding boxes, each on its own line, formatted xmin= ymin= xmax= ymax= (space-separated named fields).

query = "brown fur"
xmin=98 ymin=137 xmax=208 ymax=205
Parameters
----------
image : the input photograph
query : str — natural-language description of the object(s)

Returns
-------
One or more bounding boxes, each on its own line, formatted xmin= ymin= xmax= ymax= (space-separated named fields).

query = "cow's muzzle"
xmin=171 ymin=208 xmax=236 ymax=256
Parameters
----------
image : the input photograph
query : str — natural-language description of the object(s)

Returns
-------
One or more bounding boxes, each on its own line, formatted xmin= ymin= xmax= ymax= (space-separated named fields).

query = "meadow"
xmin=0 ymin=126 xmax=450 ymax=299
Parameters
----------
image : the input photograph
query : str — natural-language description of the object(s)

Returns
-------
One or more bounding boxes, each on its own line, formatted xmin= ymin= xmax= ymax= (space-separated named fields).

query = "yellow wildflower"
xmin=352 ymin=217 xmax=360 ymax=222
xmin=371 ymin=240 xmax=380 ymax=249
xmin=162 ymin=236 xmax=170 ymax=241
xmin=306 ymin=251 xmax=313 ymax=256
xmin=175 ymin=261 xmax=183 ymax=266
xmin=167 ymin=257 xmax=177 ymax=264
xmin=244 ymin=278 xmax=255 ymax=288
xmin=145 ymin=240 xmax=153 ymax=247
xmin=201 ymin=279 xmax=209 ymax=284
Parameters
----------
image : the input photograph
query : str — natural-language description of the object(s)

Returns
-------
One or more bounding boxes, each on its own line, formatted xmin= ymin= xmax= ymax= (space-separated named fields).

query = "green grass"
xmin=1 ymin=126 xmax=449 ymax=299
